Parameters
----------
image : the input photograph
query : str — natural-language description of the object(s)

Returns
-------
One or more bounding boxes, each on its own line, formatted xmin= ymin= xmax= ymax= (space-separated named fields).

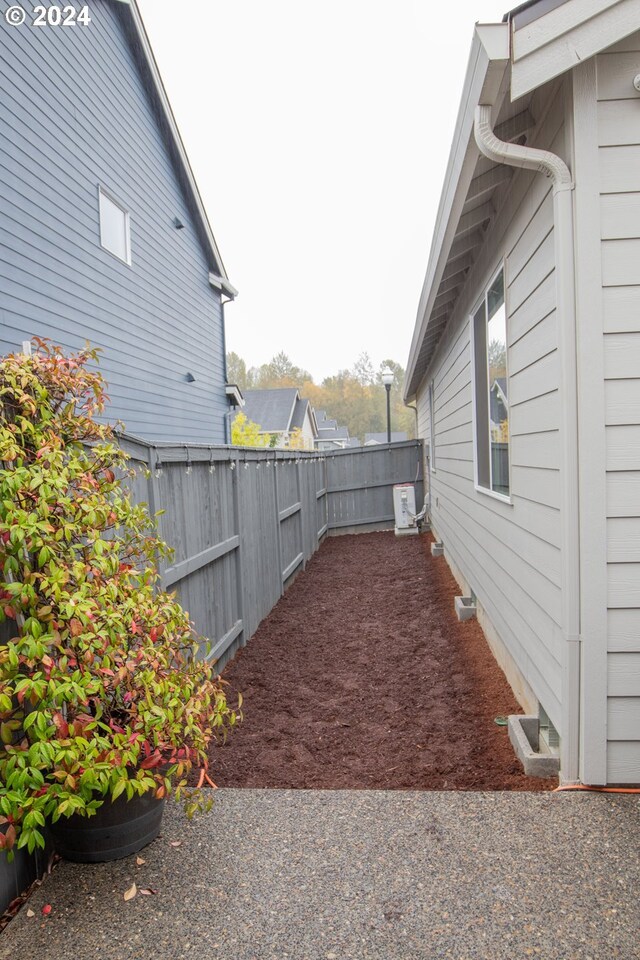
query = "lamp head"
xmin=381 ymin=368 xmax=394 ymax=387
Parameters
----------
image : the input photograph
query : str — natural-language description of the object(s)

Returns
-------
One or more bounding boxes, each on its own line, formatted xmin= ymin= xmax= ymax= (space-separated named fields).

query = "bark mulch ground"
xmin=209 ymin=531 xmax=556 ymax=792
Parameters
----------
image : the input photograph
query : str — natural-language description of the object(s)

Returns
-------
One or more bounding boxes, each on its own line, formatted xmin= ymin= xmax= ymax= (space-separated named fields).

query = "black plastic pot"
xmin=50 ymin=791 xmax=165 ymax=863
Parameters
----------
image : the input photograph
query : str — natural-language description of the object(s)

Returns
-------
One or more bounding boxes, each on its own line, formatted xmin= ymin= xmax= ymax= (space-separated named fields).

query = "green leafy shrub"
xmin=0 ymin=340 xmax=239 ymax=858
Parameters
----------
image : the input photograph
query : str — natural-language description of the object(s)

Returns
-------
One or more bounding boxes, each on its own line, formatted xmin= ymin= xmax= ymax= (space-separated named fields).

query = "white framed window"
xmin=98 ymin=187 xmax=131 ymax=265
xmin=471 ymin=265 xmax=511 ymax=501
xmin=428 ymin=379 xmax=436 ymax=472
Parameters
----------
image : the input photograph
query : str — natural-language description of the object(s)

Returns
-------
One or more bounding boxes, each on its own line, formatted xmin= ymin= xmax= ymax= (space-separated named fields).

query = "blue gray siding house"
xmin=0 ymin=0 xmax=236 ymax=443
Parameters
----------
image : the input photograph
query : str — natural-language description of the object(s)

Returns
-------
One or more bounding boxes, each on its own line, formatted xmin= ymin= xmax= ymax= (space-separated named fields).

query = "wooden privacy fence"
xmin=324 ymin=440 xmax=425 ymax=534
xmin=121 ymin=436 xmax=424 ymax=669
xmin=121 ymin=436 xmax=329 ymax=670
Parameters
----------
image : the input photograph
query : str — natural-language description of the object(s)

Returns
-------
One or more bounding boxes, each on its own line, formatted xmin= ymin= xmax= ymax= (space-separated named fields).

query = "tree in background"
xmin=287 ymin=427 xmax=307 ymax=450
xmin=226 ymin=351 xmax=250 ymax=392
xmin=228 ymin=351 xmax=414 ymax=442
xmin=231 ymin=412 xmax=268 ymax=447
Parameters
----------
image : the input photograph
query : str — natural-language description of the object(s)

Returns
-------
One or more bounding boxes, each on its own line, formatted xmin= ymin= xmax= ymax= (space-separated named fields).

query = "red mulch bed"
xmin=209 ymin=532 xmax=556 ymax=791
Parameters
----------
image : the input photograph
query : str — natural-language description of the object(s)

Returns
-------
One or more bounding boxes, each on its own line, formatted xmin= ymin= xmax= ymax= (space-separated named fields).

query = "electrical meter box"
xmin=393 ymin=484 xmax=419 ymax=537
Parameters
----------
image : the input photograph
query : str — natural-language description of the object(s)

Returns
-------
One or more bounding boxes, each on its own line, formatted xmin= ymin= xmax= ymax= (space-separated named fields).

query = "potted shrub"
xmin=0 ymin=340 xmax=240 ymax=863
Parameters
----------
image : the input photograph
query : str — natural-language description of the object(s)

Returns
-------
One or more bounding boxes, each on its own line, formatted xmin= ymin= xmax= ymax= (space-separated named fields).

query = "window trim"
xmin=469 ymin=260 xmax=512 ymax=506
xmin=98 ymin=186 xmax=131 ymax=266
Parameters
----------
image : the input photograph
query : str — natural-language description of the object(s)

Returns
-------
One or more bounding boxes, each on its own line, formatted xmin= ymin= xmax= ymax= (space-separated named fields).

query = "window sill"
xmin=474 ymin=483 xmax=512 ymax=506
xmin=101 ymin=245 xmax=132 ymax=268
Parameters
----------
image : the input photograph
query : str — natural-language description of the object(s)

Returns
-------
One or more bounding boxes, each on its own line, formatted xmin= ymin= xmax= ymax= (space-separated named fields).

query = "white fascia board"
xmin=225 ymin=384 xmax=245 ymax=407
xmin=511 ymin=0 xmax=640 ymax=99
xmin=209 ymin=273 xmax=239 ymax=299
xmin=404 ymin=23 xmax=509 ymax=402
xmin=125 ymin=0 xmax=233 ymax=286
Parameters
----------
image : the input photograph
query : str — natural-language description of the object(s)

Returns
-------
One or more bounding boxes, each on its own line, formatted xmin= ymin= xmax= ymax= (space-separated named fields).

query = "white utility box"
xmin=393 ymin=483 xmax=419 ymax=537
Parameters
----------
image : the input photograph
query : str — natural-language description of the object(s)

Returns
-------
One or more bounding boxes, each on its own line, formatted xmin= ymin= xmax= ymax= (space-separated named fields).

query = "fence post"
xmin=295 ymin=455 xmax=306 ymax=570
xmin=232 ymin=452 xmax=248 ymax=646
xmin=273 ymin=452 xmax=285 ymax=596
xmin=322 ymin=454 xmax=329 ymax=540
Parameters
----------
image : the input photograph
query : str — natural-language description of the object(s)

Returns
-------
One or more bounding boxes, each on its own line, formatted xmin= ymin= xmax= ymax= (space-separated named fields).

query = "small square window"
xmin=99 ymin=187 xmax=131 ymax=265
xmin=471 ymin=266 xmax=510 ymax=498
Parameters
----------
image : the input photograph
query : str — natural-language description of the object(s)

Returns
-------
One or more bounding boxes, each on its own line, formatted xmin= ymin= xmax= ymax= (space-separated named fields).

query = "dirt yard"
xmin=209 ymin=531 xmax=556 ymax=791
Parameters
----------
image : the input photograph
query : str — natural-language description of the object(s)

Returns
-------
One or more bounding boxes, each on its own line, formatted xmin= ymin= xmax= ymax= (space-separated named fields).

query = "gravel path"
xmin=2 ymin=790 xmax=638 ymax=960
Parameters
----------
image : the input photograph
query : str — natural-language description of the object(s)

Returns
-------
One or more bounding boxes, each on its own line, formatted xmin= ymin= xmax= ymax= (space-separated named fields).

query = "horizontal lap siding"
xmin=597 ymin=32 xmax=640 ymax=781
xmin=0 ymin=0 xmax=227 ymax=443
xmin=416 ymin=82 xmax=565 ymax=731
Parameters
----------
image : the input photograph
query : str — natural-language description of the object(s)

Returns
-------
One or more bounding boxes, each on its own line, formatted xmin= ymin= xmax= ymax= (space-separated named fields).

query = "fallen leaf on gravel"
xmin=169 ymin=840 xmax=182 ymax=847
xmin=136 ymin=857 xmax=145 ymax=866
xmin=139 ymin=888 xmax=157 ymax=896
xmin=123 ymin=883 xmax=137 ymax=901
xmin=26 ymin=909 xmax=35 ymax=918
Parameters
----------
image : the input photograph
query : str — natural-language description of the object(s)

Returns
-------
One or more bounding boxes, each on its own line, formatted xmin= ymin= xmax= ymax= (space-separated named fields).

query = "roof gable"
xmin=242 ymin=389 xmax=300 ymax=432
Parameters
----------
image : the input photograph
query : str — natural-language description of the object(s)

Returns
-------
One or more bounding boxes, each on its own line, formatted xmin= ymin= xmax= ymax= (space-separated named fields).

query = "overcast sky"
xmin=136 ymin=0 xmax=509 ymax=382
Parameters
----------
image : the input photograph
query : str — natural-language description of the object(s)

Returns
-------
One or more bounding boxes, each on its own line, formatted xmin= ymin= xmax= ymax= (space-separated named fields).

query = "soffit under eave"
xmin=403 ymin=27 xmax=511 ymax=403
xmin=404 ymin=97 xmax=539 ymax=402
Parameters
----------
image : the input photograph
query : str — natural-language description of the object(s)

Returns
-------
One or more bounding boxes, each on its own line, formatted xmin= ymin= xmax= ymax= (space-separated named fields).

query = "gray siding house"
xmin=0 ymin=0 xmax=237 ymax=443
xmin=405 ymin=0 xmax=640 ymax=785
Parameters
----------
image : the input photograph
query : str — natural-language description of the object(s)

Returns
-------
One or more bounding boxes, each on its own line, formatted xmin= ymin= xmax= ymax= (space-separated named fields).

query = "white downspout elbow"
xmin=474 ymin=104 xmax=581 ymax=784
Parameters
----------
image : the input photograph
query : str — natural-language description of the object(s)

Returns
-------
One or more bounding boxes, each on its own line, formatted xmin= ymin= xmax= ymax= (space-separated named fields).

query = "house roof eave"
xmin=403 ymin=22 xmax=510 ymax=402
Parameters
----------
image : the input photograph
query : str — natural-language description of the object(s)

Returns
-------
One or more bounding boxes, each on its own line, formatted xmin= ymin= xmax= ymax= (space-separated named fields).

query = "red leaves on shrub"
xmin=140 ymin=751 xmax=163 ymax=770
xmin=52 ymin=713 xmax=69 ymax=739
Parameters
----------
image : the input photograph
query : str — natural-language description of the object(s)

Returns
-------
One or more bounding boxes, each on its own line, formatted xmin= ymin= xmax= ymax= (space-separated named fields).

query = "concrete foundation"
xmin=454 ymin=596 xmax=477 ymax=621
xmin=508 ymin=715 xmax=560 ymax=778
xmin=429 ymin=521 xmax=538 ymax=717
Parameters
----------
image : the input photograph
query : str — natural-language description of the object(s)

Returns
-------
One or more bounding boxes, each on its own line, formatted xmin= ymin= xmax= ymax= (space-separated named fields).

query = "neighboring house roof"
xmin=344 ymin=438 xmax=362 ymax=448
xmin=364 ymin=432 xmax=408 ymax=445
xmin=242 ymin=389 xmax=300 ymax=433
xmin=319 ymin=425 xmax=349 ymax=440
xmin=290 ymin=398 xmax=319 ymax=436
xmin=313 ymin=410 xmax=352 ymax=447
xmin=404 ymin=0 xmax=638 ymax=400
xmin=113 ymin=0 xmax=236 ymax=297
xmin=316 ymin=414 xmax=338 ymax=429
xmin=490 ymin=381 xmax=508 ymax=425
xmin=494 ymin=377 xmax=508 ymax=400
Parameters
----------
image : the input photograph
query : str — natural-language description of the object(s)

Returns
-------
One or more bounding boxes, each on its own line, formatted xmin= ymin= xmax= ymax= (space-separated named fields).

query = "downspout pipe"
xmin=220 ymin=295 xmax=233 ymax=446
xmin=405 ymin=401 xmax=431 ymax=518
xmin=474 ymin=104 xmax=581 ymax=784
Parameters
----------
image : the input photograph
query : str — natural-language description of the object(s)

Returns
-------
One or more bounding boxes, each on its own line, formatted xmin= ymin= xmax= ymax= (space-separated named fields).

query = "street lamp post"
xmin=381 ymin=368 xmax=394 ymax=443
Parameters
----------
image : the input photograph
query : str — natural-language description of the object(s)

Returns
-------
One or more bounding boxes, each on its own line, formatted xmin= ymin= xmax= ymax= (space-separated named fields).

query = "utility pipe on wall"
xmin=474 ymin=104 xmax=581 ymax=784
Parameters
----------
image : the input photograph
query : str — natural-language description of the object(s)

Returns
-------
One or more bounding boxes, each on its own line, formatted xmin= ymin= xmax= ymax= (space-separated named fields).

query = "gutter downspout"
xmin=405 ymin=401 xmax=430 ymax=517
xmin=220 ymin=294 xmax=235 ymax=446
xmin=474 ymin=104 xmax=580 ymax=784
